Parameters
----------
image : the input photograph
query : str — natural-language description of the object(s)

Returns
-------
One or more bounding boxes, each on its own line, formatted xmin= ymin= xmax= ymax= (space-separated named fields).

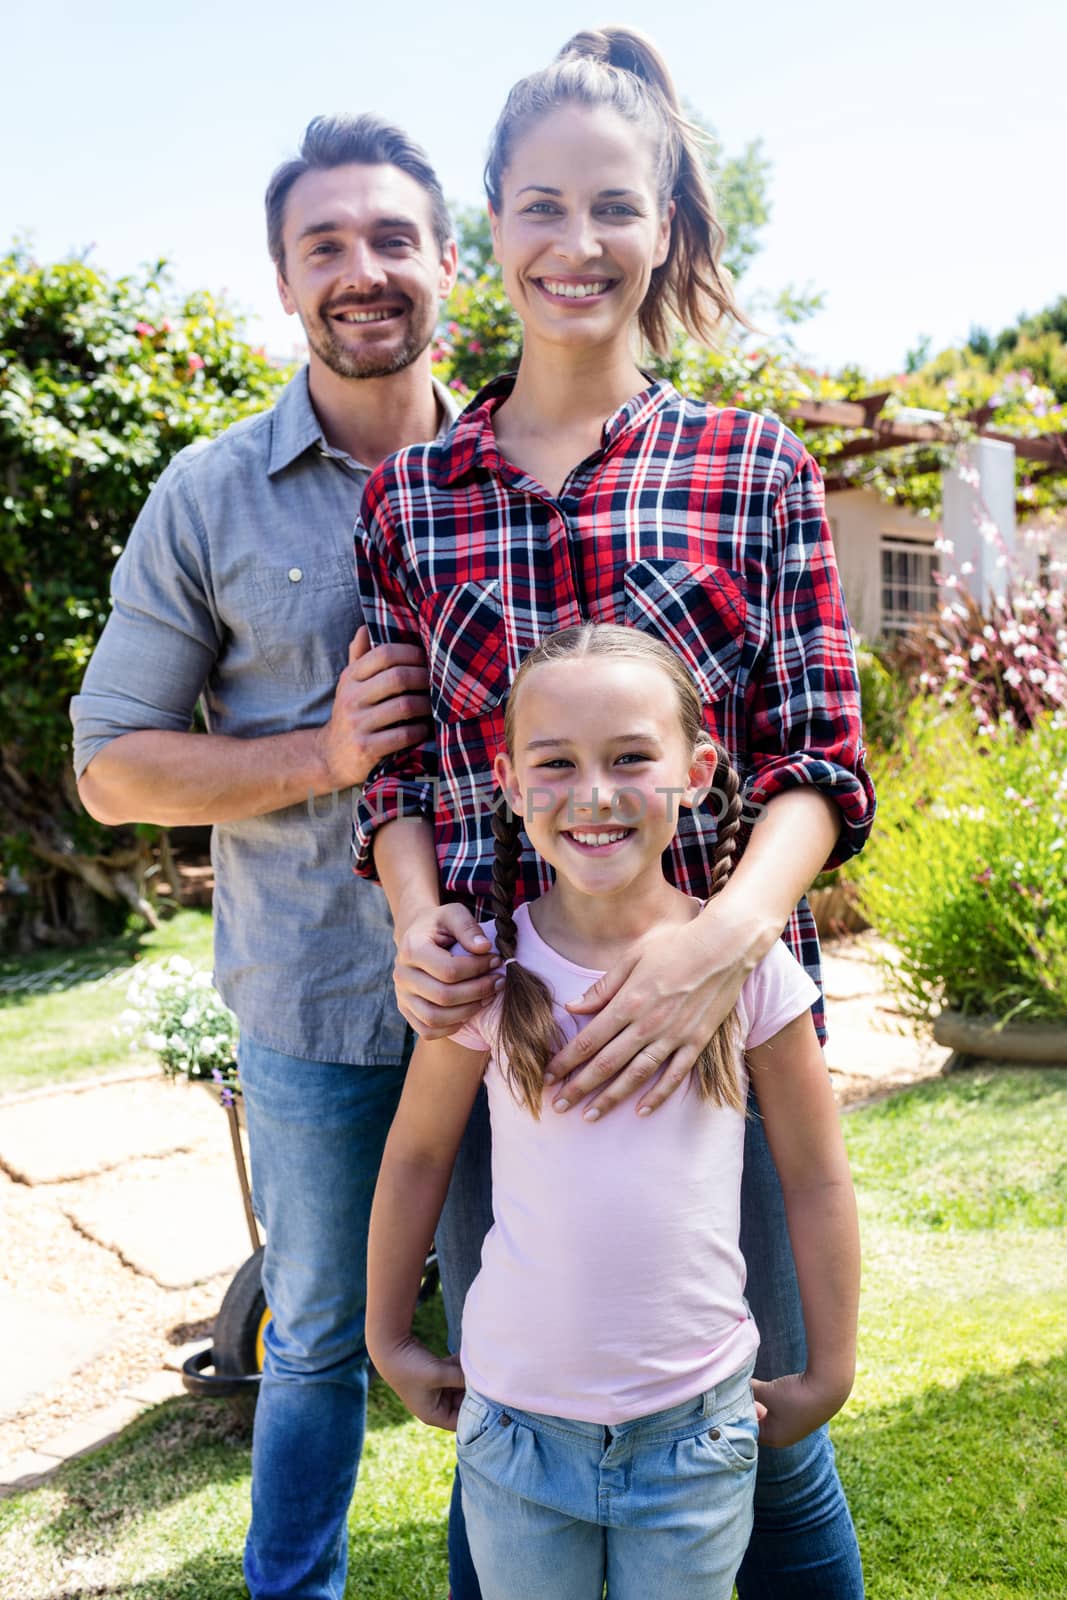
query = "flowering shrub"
xmin=887 ymin=581 xmax=1067 ymax=733
xmin=856 ymin=705 xmax=1067 ymax=1024
xmin=119 ymin=955 xmax=239 ymax=1093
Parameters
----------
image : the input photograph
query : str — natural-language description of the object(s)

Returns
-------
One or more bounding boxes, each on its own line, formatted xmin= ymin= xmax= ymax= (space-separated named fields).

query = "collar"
xmin=267 ymin=368 xmax=460 ymax=477
xmin=437 ymin=370 xmax=680 ymax=489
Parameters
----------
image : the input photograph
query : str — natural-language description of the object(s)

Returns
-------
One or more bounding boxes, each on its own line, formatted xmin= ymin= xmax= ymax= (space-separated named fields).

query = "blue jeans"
xmin=435 ymin=1087 xmax=864 ymax=1600
xmin=458 ymin=1363 xmax=758 ymax=1600
xmin=238 ymin=1038 xmax=408 ymax=1600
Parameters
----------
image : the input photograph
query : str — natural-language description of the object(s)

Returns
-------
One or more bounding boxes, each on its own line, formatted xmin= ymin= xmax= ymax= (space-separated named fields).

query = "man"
xmin=72 ymin=114 xmax=483 ymax=1600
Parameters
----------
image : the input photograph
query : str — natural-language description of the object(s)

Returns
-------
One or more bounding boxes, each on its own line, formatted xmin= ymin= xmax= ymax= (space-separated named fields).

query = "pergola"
xmin=788 ymin=394 xmax=1067 ymax=497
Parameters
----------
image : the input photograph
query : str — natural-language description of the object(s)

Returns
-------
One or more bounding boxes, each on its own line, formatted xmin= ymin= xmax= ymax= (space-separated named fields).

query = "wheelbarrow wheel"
xmin=210 ymin=1246 xmax=270 ymax=1429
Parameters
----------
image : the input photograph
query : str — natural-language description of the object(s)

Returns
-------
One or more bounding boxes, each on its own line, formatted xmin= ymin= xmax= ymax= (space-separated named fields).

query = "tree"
xmin=0 ymin=246 xmax=286 ymax=945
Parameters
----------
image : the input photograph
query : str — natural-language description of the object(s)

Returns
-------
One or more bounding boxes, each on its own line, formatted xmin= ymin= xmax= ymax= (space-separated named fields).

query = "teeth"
xmin=335 ymin=309 xmax=397 ymax=323
xmin=568 ymin=830 xmax=629 ymax=847
xmin=541 ymin=280 xmax=611 ymax=299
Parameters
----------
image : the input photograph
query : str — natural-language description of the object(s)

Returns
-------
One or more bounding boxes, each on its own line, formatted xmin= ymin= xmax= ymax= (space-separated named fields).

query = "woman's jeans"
xmin=435 ymin=1087 xmax=865 ymax=1600
xmin=238 ymin=1038 xmax=407 ymax=1600
xmin=457 ymin=1363 xmax=758 ymax=1600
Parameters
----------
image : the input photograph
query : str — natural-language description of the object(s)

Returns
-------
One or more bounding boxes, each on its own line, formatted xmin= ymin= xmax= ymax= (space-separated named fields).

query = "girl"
xmin=366 ymin=625 xmax=860 ymax=1600
xmin=353 ymin=25 xmax=874 ymax=1597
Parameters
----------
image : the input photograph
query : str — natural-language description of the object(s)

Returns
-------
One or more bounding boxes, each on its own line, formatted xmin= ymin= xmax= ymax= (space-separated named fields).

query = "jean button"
xmin=708 ymin=1427 xmax=721 ymax=1440
xmin=500 ymin=1412 xmax=512 ymax=1427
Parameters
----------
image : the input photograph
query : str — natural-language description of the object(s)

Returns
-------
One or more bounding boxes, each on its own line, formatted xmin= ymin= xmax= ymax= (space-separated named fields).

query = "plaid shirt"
xmin=353 ymin=373 xmax=876 ymax=1040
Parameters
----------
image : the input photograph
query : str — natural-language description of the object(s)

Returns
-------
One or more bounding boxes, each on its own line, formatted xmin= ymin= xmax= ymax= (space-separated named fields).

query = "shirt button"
xmin=287 ymin=567 xmax=303 ymax=583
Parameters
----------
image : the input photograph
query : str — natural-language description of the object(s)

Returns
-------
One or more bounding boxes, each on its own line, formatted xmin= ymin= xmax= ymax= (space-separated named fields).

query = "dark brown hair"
xmin=492 ymin=624 xmax=744 ymax=1117
xmin=483 ymin=26 xmax=749 ymax=354
xmin=265 ymin=113 xmax=452 ymax=275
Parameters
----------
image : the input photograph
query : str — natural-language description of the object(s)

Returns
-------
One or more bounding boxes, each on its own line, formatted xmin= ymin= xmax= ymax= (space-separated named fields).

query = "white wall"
xmin=826 ymin=489 xmax=939 ymax=642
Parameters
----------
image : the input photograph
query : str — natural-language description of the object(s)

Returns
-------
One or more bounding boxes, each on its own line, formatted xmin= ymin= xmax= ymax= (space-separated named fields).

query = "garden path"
xmin=0 ymin=930 xmax=951 ymax=1496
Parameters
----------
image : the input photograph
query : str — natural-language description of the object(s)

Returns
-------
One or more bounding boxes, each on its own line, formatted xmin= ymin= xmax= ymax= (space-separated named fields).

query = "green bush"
xmin=857 ymin=703 xmax=1067 ymax=1023
xmin=0 ymin=246 xmax=286 ymax=938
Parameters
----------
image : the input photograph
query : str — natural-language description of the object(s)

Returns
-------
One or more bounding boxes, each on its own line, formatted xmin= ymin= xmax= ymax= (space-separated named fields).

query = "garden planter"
xmin=808 ymin=882 xmax=870 ymax=941
xmin=933 ymin=1011 xmax=1067 ymax=1062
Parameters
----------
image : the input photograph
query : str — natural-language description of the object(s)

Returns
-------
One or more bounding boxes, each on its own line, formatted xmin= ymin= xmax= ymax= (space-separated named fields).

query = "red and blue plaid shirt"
xmin=353 ymin=374 xmax=876 ymax=1040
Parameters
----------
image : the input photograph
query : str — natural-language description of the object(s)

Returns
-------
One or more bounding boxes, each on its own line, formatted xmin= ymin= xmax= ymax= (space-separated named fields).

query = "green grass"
xmin=2 ymin=1067 xmax=1066 ymax=1598
xmin=0 ymin=910 xmax=214 ymax=1097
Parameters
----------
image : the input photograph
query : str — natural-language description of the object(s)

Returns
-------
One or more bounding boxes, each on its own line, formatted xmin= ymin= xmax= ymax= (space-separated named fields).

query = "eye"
xmin=616 ymin=752 xmax=654 ymax=765
xmin=600 ymin=203 xmax=639 ymax=218
xmin=534 ymin=757 xmax=574 ymax=769
xmin=522 ymin=201 xmax=561 ymax=216
xmin=309 ymin=241 xmax=339 ymax=256
xmin=380 ymin=236 xmax=415 ymax=251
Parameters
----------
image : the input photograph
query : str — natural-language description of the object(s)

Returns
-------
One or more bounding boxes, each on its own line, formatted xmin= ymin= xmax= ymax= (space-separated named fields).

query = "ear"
xmin=680 ymin=740 xmax=718 ymax=809
xmin=493 ymin=750 xmax=523 ymax=816
xmin=438 ymin=237 xmax=459 ymax=303
xmin=276 ymin=264 xmax=296 ymax=316
xmin=488 ymin=201 xmax=503 ymax=264
xmin=652 ymin=199 xmax=675 ymax=271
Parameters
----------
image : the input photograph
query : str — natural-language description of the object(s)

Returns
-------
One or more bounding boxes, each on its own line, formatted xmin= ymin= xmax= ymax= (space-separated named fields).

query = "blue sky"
xmin=4 ymin=0 xmax=1064 ymax=374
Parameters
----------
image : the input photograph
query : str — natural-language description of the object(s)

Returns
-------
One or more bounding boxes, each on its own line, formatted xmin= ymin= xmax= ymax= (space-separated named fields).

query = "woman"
xmin=353 ymin=26 xmax=874 ymax=1599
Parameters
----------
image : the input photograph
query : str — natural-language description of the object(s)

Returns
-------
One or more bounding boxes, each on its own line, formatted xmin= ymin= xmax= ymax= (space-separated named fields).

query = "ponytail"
xmin=484 ymin=25 xmax=751 ymax=354
xmin=491 ymin=803 xmax=563 ymax=1118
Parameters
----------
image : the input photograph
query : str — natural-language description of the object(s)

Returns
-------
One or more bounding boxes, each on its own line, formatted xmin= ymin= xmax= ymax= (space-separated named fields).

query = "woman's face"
xmin=489 ymin=102 xmax=673 ymax=355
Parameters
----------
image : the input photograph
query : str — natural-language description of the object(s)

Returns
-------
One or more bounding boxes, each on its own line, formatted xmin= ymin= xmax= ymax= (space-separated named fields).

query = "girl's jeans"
xmin=457 ymin=1363 xmax=758 ymax=1600
xmin=436 ymin=1087 xmax=865 ymax=1600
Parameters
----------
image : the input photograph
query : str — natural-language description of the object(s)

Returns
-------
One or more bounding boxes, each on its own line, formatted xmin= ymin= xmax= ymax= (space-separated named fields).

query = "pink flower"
xmin=187 ymin=353 xmax=205 ymax=373
xmin=161 ymin=319 xmax=173 ymax=333
xmin=467 ymin=338 xmax=484 ymax=355
xmin=135 ymin=322 xmax=154 ymax=338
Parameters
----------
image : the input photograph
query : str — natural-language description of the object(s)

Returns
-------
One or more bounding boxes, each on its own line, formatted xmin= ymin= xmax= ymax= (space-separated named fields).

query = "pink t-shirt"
xmin=452 ymin=902 xmax=820 ymax=1425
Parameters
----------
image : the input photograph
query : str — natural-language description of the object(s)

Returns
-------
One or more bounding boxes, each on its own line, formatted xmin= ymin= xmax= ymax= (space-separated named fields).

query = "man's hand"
xmin=394 ymin=903 xmax=501 ymax=1038
xmin=751 ymin=1371 xmax=851 ymax=1449
xmin=315 ymin=625 xmax=431 ymax=791
xmin=374 ymin=1337 xmax=466 ymax=1432
xmin=544 ymin=909 xmax=760 ymax=1120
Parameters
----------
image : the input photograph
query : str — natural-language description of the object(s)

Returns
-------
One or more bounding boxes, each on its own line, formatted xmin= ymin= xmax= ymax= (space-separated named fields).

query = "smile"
xmin=536 ymin=279 xmax=615 ymax=300
xmin=563 ymin=828 xmax=632 ymax=850
xmin=330 ymin=307 xmax=403 ymax=324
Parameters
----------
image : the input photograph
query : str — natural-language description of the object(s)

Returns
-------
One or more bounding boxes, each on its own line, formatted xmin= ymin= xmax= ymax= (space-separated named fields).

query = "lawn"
xmin=0 ymin=910 xmax=214 ymax=1096
xmin=1 ymin=1028 xmax=1064 ymax=1596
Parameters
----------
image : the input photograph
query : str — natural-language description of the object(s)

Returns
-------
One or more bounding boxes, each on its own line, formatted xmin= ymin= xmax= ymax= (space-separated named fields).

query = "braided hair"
xmin=493 ymin=624 xmax=747 ymax=1116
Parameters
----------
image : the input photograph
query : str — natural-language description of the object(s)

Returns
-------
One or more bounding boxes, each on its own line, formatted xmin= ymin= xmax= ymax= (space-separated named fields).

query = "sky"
xmin=3 ymin=0 xmax=1064 ymax=375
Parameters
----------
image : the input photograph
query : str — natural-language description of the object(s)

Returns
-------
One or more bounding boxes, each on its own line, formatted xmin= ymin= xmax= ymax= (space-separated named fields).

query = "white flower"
xmin=169 ymin=957 xmax=194 ymax=978
xmin=961 ymin=560 xmax=975 ymax=576
xmin=970 ymin=643 xmax=987 ymax=662
xmin=198 ymin=1037 xmax=218 ymax=1058
xmin=192 ymin=970 xmax=214 ymax=989
xmin=1004 ymin=667 xmax=1022 ymax=687
xmin=1030 ymin=668 xmax=1047 ymax=684
xmin=180 ymin=1007 xmax=198 ymax=1028
xmin=144 ymin=1030 xmax=166 ymax=1051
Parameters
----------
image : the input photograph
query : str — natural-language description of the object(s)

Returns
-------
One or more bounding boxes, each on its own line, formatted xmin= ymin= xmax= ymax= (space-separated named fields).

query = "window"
xmin=880 ymin=536 xmax=939 ymax=634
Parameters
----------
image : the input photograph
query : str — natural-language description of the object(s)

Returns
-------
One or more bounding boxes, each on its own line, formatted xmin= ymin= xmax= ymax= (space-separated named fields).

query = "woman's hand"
xmin=393 ymin=904 xmax=501 ymax=1038
xmin=374 ymin=1336 xmax=466 ymax=1432
xmin=546 ymin=905 xmax=772 ymax=1119
xmin=751 ymin=1371 xmax=852 ymax=1448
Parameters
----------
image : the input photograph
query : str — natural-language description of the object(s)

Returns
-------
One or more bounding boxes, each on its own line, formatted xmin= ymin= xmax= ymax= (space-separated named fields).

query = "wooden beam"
xmin=790 ymin=392 xmax=891 ymax=429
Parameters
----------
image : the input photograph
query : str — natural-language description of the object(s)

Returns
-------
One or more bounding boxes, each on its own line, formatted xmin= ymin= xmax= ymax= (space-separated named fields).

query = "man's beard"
xmin=307 ymin=296 xmax=435 ymax=380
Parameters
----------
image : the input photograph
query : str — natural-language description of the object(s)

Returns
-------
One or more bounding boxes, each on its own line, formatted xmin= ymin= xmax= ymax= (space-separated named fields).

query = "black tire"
xmin=212 ymin=1247 xmax=269 ymax=1428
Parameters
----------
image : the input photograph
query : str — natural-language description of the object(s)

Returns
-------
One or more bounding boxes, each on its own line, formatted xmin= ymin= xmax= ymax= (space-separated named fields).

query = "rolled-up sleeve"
xmin=351 ymin=469 xmax=439 ymax=879
xmin=744 ymin=451 xmax=876 ymax=869
xmin=70 ymin=454 xmax=220 ymax=779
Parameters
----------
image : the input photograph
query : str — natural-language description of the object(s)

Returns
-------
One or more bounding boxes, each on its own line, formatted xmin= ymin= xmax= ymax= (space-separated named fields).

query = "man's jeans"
xmin=238 ymin=1039 xmax=407 ymax=1600
xmin=436 ymin=1088 xmax=865 ymax=1600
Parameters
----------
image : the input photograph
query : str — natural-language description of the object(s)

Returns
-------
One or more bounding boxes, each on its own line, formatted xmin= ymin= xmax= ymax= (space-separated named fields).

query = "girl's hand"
xmin=750 ymin=1372 xmax=852 ymax=1449
xmin=546 ymin=908 xmax=761 ymax=1118
xmin=375 ymin=1337 xmax=467 ymax=1432
xmin=393 ymin=904 xmax=501 ymax=1038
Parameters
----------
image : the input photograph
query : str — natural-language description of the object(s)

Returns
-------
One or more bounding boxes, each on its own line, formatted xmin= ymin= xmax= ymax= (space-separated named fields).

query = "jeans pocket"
xmin=703 ymin=1411 xmax=760 ymax=1471
xmin=456 ymin=1392 xmax=495 ymax=1451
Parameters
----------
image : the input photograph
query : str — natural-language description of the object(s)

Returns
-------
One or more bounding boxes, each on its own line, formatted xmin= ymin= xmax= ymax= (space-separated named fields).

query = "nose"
xmin=555 ymin=209 xmax=602 ymax=267
xmin=340 ymin=240 xmax=388 ymax=296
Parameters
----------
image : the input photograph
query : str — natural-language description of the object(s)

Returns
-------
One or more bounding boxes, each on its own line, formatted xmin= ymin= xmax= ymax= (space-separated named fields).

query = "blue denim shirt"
xmin=71 ymin=368 xmax=456 ymax=1065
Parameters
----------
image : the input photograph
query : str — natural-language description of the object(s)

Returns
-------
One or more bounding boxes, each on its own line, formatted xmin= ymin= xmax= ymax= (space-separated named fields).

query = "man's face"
xmin=277 ymin=162 xmax=457 ymax=380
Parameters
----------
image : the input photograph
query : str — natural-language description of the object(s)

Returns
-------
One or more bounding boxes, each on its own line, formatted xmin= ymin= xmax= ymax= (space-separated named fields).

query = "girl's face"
xmin=489 ymin=102 xmax=673 ymax=355
xmin=494 ymin=655 xmax=714 ymax=903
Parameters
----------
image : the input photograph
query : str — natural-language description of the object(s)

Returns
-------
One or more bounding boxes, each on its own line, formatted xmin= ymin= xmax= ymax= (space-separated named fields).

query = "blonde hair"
xmin=483 ymin=25 xmax=750 ymax=355
xmin=492 ymin=624 xmax=744 ymax=1116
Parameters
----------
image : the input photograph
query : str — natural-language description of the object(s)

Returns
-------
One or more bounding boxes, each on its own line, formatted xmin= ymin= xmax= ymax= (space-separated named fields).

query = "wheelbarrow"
xmin=181 ymin=1085 xmax=439 ymax=1424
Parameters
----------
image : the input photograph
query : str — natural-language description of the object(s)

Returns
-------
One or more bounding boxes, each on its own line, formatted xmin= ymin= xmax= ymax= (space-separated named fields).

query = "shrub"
xmin=857 ymin=703 xmax=1067 ymax=1023
xmin=0 ymin=246 xmax=286 ymax=941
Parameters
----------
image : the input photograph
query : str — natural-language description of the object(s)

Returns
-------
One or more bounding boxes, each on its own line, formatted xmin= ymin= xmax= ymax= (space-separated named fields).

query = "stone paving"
xmin=0 ymin=931 xmax=952 ymax=1496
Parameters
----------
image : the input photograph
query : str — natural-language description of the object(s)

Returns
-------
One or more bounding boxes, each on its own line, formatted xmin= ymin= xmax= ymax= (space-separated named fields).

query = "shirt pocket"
xmin=244 ymin=557 xmax=359 ymax=689
xmin=418 ymin=578 xmax=510 ymax=723
xmin=624 ymin=558 xmax=746 ymax=705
